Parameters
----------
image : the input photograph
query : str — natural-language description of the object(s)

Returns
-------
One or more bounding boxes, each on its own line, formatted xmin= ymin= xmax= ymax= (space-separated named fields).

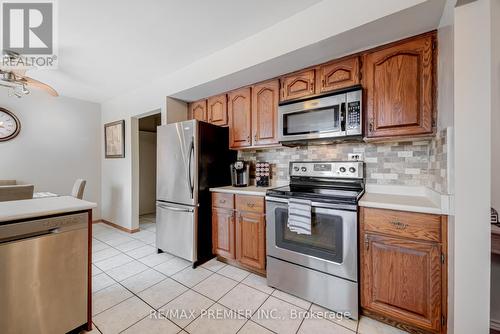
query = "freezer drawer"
xmin=156 ymin=201 xmax=197 ymax=262
xmin=0 ymin=213 xmax=88 ymax=334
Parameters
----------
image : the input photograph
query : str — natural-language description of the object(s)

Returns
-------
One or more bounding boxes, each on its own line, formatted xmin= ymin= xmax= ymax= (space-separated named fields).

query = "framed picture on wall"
xmin=104 ymin=120 xmax=125 ymax=158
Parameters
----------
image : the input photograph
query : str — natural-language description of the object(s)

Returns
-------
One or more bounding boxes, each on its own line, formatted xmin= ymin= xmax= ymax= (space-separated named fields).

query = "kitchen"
xmin=0 ymin=1 xmax=497 ymax=334
xmin=151 ymin=30 xmax=448 ymax=333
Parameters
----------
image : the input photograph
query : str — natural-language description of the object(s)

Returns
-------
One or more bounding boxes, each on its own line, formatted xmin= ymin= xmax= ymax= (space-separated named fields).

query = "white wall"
xmin=453 ymin=0 xmax=492 ymax=333
xmin=0 ymin=90 xmax=102 ymax=218
xmin=166 ymin=97 xmax=188 ymax=124
xmin=139 ymin=131 xmax=156 ymax=215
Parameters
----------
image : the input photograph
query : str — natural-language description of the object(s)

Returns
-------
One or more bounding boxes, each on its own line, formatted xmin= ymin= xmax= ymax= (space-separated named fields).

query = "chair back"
xmin=71 ymin=179 xmax=86 ymax=199
xmin=0 ymin=184 xmax=34 ymax=202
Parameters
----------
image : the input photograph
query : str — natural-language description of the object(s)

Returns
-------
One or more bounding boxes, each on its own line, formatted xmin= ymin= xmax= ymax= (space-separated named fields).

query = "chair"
xmin=0 ymin=184 xmax=34 ymax=202
xmin=71 ymin=179 xmax=86 ymax=199
xmin=0 ymin=180 xmax=17 ymax=186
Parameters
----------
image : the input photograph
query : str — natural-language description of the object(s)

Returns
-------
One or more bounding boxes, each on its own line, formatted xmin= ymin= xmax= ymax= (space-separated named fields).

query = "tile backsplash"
xmin=238 ymin=129 xmax=448 ymax=194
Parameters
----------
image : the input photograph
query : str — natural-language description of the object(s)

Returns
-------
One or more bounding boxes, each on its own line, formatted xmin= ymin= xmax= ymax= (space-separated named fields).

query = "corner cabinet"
xmin=228 ymin=88 xmax=252 ymax=149
xmin=363 ymin=33 xmax=435 ymax=139
xmin=208 ymin=94 xmax=228 ymax=126
xmin=189 ymin=99 xmax=208 ymax=122
xmin=360 ymin=207 xmax=447 ymax=334
xmin=251 ymin=80 xmax=279 ymax=146
xmin=211 ymin=192 xmax=266 ymax=273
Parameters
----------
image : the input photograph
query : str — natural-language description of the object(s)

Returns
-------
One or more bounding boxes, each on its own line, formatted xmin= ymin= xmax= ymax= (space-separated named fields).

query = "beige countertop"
xmin=210 ymin=183 xmax=285 ymax=197
xmin=359 ymin=185 xmax=450 ymax=215
xmin=0 ymin=196 xmax=96 ymax=222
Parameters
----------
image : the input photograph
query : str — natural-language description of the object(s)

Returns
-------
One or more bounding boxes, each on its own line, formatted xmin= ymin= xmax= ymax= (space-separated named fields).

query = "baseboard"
xmin=94 ymin=219 xmax=140 ymax=234
xmin=491 ymin=318 xmax=500 ymax=331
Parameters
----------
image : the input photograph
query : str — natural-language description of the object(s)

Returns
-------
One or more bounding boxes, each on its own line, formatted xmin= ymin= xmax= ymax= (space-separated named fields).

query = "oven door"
xmin=278 ymin=94 xmax=346 ymax=141
xmin=266 ymin=197 xmax=357 ymax=282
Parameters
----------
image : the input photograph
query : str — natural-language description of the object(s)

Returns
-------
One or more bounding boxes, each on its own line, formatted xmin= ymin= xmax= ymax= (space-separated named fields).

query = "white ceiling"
xmin=26 ymin=0 xmax=321 ymax=103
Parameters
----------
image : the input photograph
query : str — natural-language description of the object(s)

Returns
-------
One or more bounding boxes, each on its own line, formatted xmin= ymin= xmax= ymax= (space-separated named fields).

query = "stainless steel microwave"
xmin=278 ymin=88 xmax=362 ymax=143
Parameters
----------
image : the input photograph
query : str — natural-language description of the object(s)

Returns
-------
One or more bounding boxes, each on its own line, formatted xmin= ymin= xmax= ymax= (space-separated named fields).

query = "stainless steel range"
xmin=266 ymin=161 xmax=364 ymax=319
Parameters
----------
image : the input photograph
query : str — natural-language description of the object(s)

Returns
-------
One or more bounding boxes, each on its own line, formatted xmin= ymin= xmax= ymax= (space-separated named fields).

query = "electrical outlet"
xmin=348 ymin=153 xmax=364 ymax=161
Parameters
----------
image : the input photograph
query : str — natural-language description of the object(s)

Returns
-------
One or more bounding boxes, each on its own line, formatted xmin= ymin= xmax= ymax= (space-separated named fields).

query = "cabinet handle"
xmin=254 ymin=134 xmax=257 ymax=142
xmin=247 ymin=135 xmax=250 ymax=142
xmin=369 ymin=120 xmax=374 ymax=132
xmin=364 ymin=234 xmax=370 ymax=251
xmin=247 ymin=203 xmax=255 ymax=208
xmin=390 ymin=221 xmax=408 ymax=230
xmin=219 ymin=199 xmax=226 ymax=204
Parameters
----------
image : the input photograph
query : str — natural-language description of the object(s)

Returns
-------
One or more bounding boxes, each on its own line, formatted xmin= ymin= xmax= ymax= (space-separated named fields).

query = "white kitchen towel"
xmin=287 ymin=198 xmax=312 ymax=235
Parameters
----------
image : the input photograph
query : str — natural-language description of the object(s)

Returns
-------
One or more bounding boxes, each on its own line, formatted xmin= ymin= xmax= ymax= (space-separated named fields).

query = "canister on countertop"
xmin=255 ymin=161 xmax=270 ymax=187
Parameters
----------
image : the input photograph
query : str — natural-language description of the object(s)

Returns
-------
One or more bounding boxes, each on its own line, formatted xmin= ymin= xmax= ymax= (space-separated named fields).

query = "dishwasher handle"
xmin=0 ymin=212 xmax=88 ymax=244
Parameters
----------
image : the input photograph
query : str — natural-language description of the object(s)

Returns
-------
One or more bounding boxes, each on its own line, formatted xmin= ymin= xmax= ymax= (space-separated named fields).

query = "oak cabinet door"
xmin=228 ymin=87 xmax=252 ymax=148
xmin=212 ymin=207 xmax=235 ymax=259
xmin=361 ymin=233 xmax=442 ymax=332
xmin=252 ymin=80 xmax=279 ymax=146
xmin=317 ymin=56 xmax=360 ymax=93
xmin=189 ymin=99 xmax=208 ymax=122
xmin=236 ymin=211 xmax=266 ymax=270
xmin=280 ymin=69 xmax=315 ymax=102
xmin=364 ymin=35 xmax=434 ymax=138
xmin=208 ymin=94 xmax=228 ymax=126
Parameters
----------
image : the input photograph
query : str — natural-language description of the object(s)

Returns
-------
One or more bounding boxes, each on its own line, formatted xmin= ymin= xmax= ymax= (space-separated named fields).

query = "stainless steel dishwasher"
xmin=0 ymin=212 xmax=89 ymax=334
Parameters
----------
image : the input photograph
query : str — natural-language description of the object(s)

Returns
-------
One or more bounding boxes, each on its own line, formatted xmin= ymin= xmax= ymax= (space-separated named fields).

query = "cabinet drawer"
xmin=235 ymin=195 xmax=264 ymax=213
xmin=362 ymin=208 xmax=442 ymax=242
xmin=212 ymin=192 xmax=234 ymax=209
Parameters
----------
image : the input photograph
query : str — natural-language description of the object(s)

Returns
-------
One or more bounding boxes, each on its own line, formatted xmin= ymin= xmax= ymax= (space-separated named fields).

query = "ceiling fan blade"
xmin=24 ymin=77 xmax=58 ymax=97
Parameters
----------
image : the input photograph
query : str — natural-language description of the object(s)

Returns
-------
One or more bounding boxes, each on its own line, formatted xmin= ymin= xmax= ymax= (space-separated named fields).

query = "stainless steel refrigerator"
xmin=156 ymin=120 xmax=236 ymax=265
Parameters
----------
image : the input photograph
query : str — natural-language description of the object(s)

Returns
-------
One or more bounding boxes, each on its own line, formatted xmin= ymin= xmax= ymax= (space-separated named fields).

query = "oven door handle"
xmin=266 ymin=196 xmax=357 ymax=211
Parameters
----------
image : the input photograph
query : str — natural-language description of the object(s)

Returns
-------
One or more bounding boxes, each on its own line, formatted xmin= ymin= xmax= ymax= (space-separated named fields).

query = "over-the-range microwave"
xmin=278 ymin=86 xmax=362 ymax=144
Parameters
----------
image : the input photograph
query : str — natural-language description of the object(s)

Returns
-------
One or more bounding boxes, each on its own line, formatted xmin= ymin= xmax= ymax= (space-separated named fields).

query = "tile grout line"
xmin=93 ymin=223 xmax=356 ymax=334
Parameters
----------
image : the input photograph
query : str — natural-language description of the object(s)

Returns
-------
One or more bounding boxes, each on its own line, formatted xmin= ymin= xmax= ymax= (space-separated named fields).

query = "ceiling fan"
xmin=0 ymin=50 xmax=58 ymax=98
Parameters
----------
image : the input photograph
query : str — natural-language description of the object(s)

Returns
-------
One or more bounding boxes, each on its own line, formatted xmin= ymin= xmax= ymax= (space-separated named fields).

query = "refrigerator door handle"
xmin=188 ymin=138 xmax=194 ymax=199
xmin=157 ymin=203 xmax=194 ymax=213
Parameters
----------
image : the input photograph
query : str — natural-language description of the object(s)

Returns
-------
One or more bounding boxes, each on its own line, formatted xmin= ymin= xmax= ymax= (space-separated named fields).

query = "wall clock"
xmin=0 ymin=107 xmax=21 ymax=142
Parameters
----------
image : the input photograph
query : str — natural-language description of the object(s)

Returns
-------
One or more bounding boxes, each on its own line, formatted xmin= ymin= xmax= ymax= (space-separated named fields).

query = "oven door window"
xmin=275 ymin=207 xmax=343 ymax=263
xmin=283 ymin=106 xmax=341 ymax=136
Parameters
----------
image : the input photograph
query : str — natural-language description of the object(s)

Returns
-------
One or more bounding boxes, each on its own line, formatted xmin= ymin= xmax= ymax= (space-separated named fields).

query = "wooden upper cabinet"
xmin=280 ymin=69 xmax=315 ymax=102
xmin=316 ymin=56 xmax=360 ymax=93
xmin=189 ymin=99 xmax=207 ymax=122
xmin=208 ymin=94 xmax=228 ymax=126
xmin=364 ymin=34 xmax=435 ymax=138
xmin=228 ymin=87 xmax=252 ymax=149
xmin=361 ymin=233 xmax=442 ymax=332
xmin=252 ymin=80 xmax=279 ymax=146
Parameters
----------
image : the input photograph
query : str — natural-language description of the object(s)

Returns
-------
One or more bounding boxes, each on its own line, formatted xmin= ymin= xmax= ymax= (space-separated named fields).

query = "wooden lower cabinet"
xmin=360 ymin=207 xmax=447 ymax=333
xmin=236 ymin=210 xmax=266 ymax=270
xmin=211 ymin=192 xmax=266 ymax=272
xmin=212 ymin=207 xmax=235 ymax=259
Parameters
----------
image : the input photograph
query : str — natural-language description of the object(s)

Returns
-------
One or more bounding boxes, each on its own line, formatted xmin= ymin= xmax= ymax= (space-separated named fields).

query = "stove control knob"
xmin=301 ymin=167 xmax=307 ymax=172
xmin=339 ymin=167 xmax=346 ymax=173
xmin=293 ymin=167 xmax=300 ymax=172
xmin=349 ymin=167 xmax=356 ymax=173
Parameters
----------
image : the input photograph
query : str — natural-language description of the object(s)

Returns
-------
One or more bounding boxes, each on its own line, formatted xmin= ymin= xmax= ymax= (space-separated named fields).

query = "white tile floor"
xmin=88 ymin=217 xmax=409 ymax=334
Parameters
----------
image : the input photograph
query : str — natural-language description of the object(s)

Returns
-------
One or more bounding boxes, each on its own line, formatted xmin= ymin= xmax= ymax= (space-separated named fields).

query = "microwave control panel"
xmin=347 ymin=101 xmax=361 ymax=129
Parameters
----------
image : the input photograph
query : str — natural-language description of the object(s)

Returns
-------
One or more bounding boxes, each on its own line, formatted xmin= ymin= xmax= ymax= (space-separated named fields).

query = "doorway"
xmin=138 ymin=113 xmax=161 ymax=231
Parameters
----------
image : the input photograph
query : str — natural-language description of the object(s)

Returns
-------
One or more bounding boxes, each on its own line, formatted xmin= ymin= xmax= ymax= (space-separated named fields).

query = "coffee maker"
xmin=230 ymin=161 xmax=250 ymax=187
